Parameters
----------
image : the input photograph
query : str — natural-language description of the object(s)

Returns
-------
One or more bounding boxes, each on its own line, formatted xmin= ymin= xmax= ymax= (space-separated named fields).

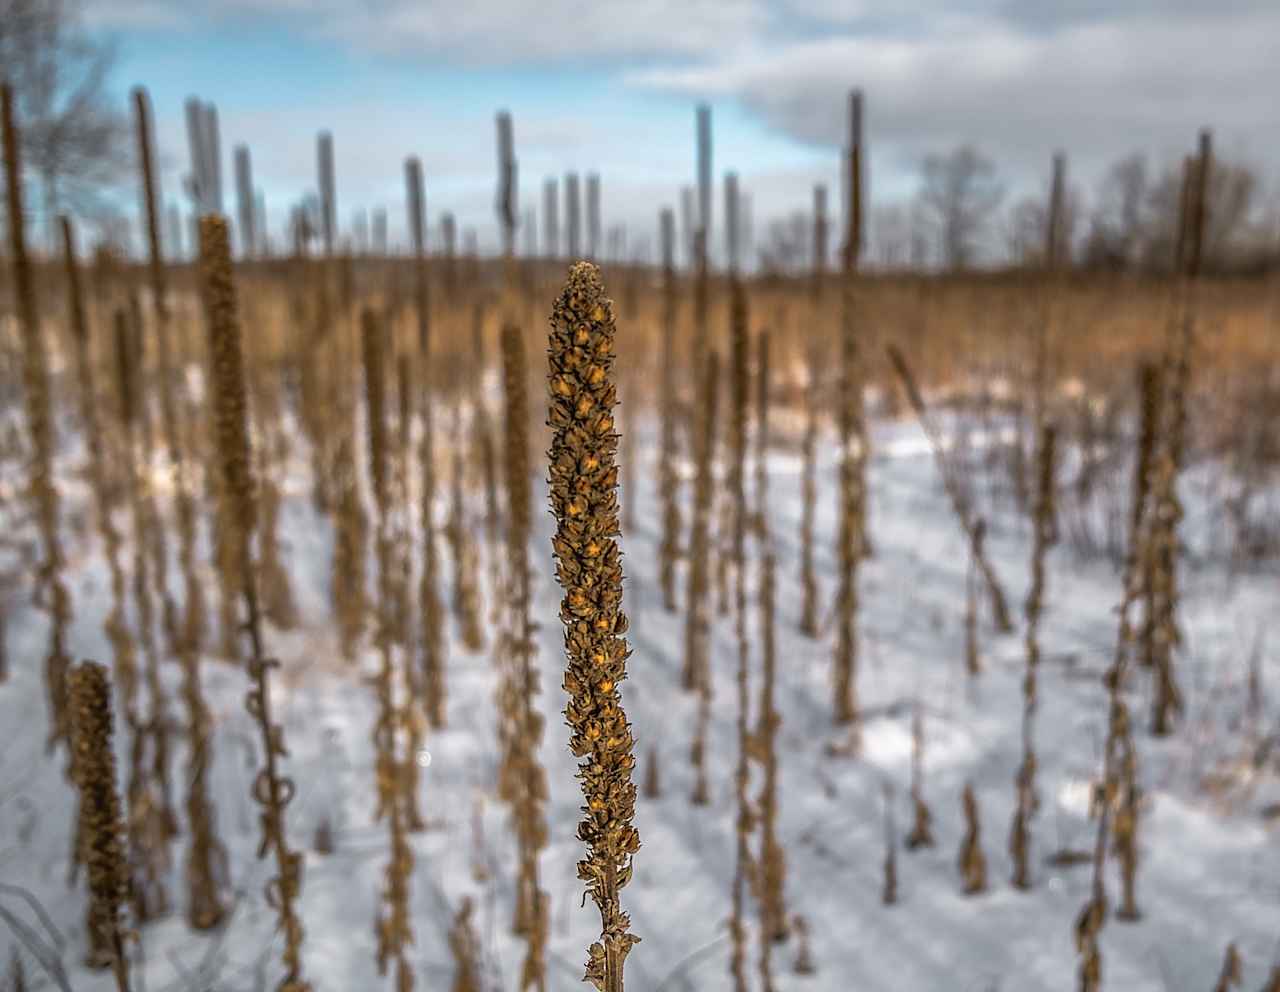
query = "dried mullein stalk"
xmin=656 ymin=209 xmax=681 ymax=613
xmin=727 ymin=276 xmax=754 ymax=992
xmin=199 ymin=215 xmax=310 ymax=991
xmin=133 ymin=86 xmax=179 ymax=466
xmin=163 ymin=241 xmax=227 ymax=931
xmin=363 ymin=308 xmax=418 ymax=992
xmin=965 ymin=520 xmax=986 ymax=677
xmin=393 ymin=354 xmax=427 ymax=834
xmin=1132 ymin=363 xmax=1163 ymax=671
xmin=683 ymin=341 xmax=719 ymax=690
xmin=1212 ymin=943 xmax=1242 ymax=992
xmin=756 ymin=551 xmax=788 ymax=948
xmin=957 ymin=783 xmax=987 ymax=895
xmin=405 ymin=156 xmax=447 ymax=729
xmin=448 ymin=897 xmax=483 ymax=992
xmin=798 ymin=333 xmax=823 ymax=639
xmin=1080 ymin=375 xmax=1154 ymax=985
xmin=1074 ymin=890 xmax=1105 ymax=992
xmin=1010 ymin=423 xmax=1057 ymax=890
xmin=881 ymin=782 xmax=898 ymax=906
xmin=471 ymin=303 xmax=501 ymax=599
xmin=888 ymin=345 xmax=1014 ymax=634
xmin=792 ymin=916 xmax=815 ymax=975
xmin=418 ymin=380 xmax=447 ymax=727
xmin=1260 ymin=964 xmax=1280 ymax=992
xmin=257 ymin=470 xmax=299 ymax=631
xmin=3 ymin=83 xmax=73 ymax=754
xmin=547 ymin=263 xmax=641 ymax=992
xmin=62 ymin=218 xmax=137 ymax=889
xmin=752 ymin=329 xmax=772 ymax=539
xmin=905 ymin=701 xmax=934 ymax=849
xmin=114 ymin=309 xmax=174 ymax=924
xmin=687 ymin=351 xmax=720 ymax=806
xmin=501 ymin=322 xmax=549 ymax=991
xmin=643 ymin=746 xmax=661 ymax=800
xmin=332 ymin=432 xmax=370 ymax=660
xmin=177 ymin=479 xmax=229 ymax=928
xmin=1147 ymin=327 xmax=1188 ymax=736
xmin=67 ymin=661 xmax=132 ymax=991
xmin=833 ymin=258 xmax=868 ymax=735
xmin=447 ymin=409 xmax=486 ymax=652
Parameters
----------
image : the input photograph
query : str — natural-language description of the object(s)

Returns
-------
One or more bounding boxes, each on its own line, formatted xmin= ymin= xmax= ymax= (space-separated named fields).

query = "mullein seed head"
xmin=67 ymin=661 xmax=131 ymax=983
xmin=199 ymin=216 xmax=257 ymax=542
xmin=547 ymin=263 xmax=640 ymax=991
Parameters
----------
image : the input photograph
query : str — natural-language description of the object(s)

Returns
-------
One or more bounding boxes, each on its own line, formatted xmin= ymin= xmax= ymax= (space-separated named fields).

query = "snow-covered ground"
xmin=2 ymin=391 xmax=1277 ymax=991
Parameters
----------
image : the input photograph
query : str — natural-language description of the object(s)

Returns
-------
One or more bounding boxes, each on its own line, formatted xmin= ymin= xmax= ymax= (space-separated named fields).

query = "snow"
xmin=1 ymin=388 xmax=1277 ymax=992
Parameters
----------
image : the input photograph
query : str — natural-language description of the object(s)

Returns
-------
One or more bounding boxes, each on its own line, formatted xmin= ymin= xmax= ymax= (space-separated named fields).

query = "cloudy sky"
xmin=91 ymin=0 xmax=1280 ymax=260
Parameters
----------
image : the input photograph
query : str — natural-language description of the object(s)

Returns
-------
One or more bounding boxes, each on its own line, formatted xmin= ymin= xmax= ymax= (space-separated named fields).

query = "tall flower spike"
xmin=199 ymin=215 xmax=309 ymax=992
xmin=67 ymin=661 xmax=131 ymax=991
xmin=547 ymin=263 xmax=640 ymax=992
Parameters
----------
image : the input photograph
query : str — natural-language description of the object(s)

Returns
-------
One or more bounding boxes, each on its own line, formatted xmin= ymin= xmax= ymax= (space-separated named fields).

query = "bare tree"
xmin=917 ymin=144 xmax=1004 ymax=271
xmin=870 ymin=203 xmax=909 ymax=270
xmin=1003 ymin=186 xmax=1081 ymax=268
xmin=1 ymin=0 xmax=128 ymax=249
xmin=1082 ymin=153 xmax=1148 ymax=271
xmin=1138 ymin=152 xmax=1262 ymax=272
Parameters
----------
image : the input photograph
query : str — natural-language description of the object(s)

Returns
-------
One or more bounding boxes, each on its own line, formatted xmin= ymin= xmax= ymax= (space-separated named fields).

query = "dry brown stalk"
xmin=756 ymin=548 xmax=788 ymax=953
xmin=114 ymin=308 xmax=174 ymax=924
xmin=67 ymin=661 xmax=132 ymax=991
xmin=407 ymin=158 xmax=447 ymax=730
xmin=547 ymin=263 xmax=641 ymax=992
xmin=965 ymin=532 xmax=986 ymax=676
xmin=791 ymin=916 xmax=815 ymax=975
xmin=363 ymin=306 xmax=418 ymax=992
xmin=753 ymin=330 xmax=771 ymax=539
xmin=1010 ymin=423 xmax=1057 ymax=890
xmin=332 ymin=432 xmax=370 ymax=660
xmin=833 ymin=260 xmax=868 ymax=732
xmin=643 ymin=746 xmax=662 ymax=799
xmin=500 ymin=322 xmax=549 ymax=990
xmin=1078 ymin=372 xmax=1161 ymax=983
xmin=1147 ymin=328 xmax=1189 ymax=737
xmin=881 ymin=782 xmax=898 ymax=906
xmin=888 ymin=344 xmax=1014 ymax=634
xmin=957 ymin=783 xmax=987 ymax=895
xmin=132 ymin=86 xmax=179 ymax=464
xmin=471 ymin=302 xmax=500 ymax=618
xmin=687 ymin=351 xmax=720 ymax=807
xmin=3 ymin=82 xmax=73 ymax=755
xmin=394 ymin=353 xmax=426 ymax=833
xmin=728 ymin=275 xmax=754 ymax=992
xmin=798 ymin=328 xmax=823 ymax=639
xmin=656 ymin=208 xmax=681 ymax=613
xmin=61 ymin=217 xmax=136 ymax=889
xmin=905 ymin=700 xmax=934 ymax=849
xmin=199 ymin=215 xmax=310 ymax=991
xmin=1133 ymin=362 xmax=1164 ymax=671
xmin=1213 ymin=943 xmax=1242 ymax=992
xmin=448 ymin=897 xmax=483 ymax=992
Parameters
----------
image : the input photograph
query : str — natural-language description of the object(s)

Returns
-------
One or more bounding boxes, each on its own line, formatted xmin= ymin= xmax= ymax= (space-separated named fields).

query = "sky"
xmin=88 ymin=0 xmax=1280 ymax=262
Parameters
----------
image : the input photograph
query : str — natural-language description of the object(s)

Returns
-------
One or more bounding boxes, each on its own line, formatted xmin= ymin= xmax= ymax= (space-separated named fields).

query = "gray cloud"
xmin=627 ymin=5 xmax=1280 ymax=194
